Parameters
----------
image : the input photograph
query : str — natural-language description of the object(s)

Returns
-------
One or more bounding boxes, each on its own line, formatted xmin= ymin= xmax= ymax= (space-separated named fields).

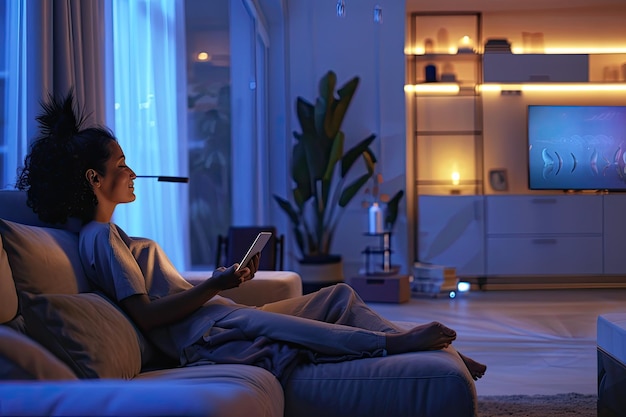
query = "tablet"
xmin=236 ymin=232 xmax=272 ymax=271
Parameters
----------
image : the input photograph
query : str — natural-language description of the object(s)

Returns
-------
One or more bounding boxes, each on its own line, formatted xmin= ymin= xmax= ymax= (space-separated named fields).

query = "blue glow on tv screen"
xmin=528 ymin=105 xmax=626 ymax=191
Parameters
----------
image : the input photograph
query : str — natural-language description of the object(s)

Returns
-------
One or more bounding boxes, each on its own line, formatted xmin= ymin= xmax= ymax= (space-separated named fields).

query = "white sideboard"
xmin=418 ymin=194 xmax=626 ymax=278
xmin=418 ymin=195 xmax=485 ymax=277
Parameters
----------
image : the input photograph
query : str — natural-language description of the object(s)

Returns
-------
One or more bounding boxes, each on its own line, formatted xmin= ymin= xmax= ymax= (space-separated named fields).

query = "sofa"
xmin=0 ymin=189 xmax=478 ymax=417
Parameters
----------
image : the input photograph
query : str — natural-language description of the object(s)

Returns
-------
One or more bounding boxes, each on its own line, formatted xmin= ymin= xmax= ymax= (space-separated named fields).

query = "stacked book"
xmin=412 ymin=263 xmax=457 ymax=296
xmin=484 ymin=38 xmax=512 ymax=53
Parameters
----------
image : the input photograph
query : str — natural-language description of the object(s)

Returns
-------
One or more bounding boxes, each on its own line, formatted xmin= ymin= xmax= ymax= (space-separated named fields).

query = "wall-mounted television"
xmin=528 ymin=105 xmax=626 ymax=191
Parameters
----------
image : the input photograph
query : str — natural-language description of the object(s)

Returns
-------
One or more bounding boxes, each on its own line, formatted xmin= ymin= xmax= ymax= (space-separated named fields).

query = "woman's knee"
xmin=323 ymin=283 xmax=359 ymax=302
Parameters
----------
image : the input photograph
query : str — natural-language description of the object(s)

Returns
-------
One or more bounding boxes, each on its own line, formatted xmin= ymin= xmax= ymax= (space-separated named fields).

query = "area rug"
xmin=478 ymin=392 xmax=596 ymax=417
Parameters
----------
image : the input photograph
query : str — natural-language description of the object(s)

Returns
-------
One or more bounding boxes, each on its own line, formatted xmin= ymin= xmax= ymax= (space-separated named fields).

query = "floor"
xmin=366 ymin=288 xmax=626 ymax=396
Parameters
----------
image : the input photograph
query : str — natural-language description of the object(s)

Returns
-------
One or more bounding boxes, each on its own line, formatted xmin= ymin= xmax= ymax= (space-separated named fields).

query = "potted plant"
xmin=273 ymin=71 xmax=376 ymax=289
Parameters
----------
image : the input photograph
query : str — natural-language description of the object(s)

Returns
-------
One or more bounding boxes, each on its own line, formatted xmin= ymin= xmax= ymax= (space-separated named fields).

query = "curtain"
xmin=29 ymin=0 xmax=106 ymax=134
xmin=108 ymin=0 xmax=189 ymax=270
xmin=1 ymin=0 xmax=106 ymax=189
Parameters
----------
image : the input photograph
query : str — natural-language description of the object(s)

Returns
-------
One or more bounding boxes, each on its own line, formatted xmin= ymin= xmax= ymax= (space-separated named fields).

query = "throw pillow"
xmin=0 ymin=236 xmax=18 ymax=323
xmin=0 ymin=325 xmax=77 ymax=380
xmin=20 ymin=291 xmax=142 ymax=379
xmin=0 ymin=219 xmax=91 ymax=295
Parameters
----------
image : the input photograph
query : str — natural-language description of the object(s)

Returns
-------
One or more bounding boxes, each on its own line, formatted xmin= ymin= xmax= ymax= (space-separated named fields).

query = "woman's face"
xmin=96 ymin=141 xmax=137 ymax=205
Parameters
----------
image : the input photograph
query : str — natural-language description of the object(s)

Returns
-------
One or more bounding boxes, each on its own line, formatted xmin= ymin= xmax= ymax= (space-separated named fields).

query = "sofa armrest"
xmin=181 ymin=270 xmax=302 ymax=307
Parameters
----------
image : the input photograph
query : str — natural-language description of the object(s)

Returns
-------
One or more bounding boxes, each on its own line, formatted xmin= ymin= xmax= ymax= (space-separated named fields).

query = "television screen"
xmin=528 ymin=105 xmax=626 ymax=191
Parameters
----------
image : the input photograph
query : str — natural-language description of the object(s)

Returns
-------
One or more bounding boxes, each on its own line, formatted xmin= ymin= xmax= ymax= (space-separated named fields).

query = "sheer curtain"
xmin=0 ymin=1 xmax=22 ymax=189
xmin=107 ymin=0 xmax=189 ymax=270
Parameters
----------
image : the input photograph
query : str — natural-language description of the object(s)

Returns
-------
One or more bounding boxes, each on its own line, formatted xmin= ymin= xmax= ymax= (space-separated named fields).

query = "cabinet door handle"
xmin=532 ymin=238 xmax=558 ymax=245
xmin=531 ymin=198 xmax=558 ymax=204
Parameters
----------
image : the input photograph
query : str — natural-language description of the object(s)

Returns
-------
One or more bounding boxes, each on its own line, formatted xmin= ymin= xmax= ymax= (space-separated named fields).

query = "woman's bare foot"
xmin=458 ymin=352 xmax=487 ymax=380
xmin=386 ymin=321 xmax=456 ymax=354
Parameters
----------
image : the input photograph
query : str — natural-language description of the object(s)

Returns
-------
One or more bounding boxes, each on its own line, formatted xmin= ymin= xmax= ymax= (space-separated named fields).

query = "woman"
xmin=17 ymin=91 xmax=486 ymax=382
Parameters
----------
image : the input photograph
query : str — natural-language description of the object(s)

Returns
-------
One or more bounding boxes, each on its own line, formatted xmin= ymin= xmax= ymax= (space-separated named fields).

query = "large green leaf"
xmin=327 ymin=76 xmax=359 ymax=138
xmin=273 ymin=195 xmax=299 ymax=225
xmin=339 ymin=172 xmax=374 ymax=207
xmin=296 ymin=98 xmax=315 ymax=134
xmin=302 ymin=131 xmax=328 ymax=182
xmin=291 ymin=136 xmax=312 ymax=203
xmin=384 ymin=190 xmax=405 ymax=230
xmin=341 ymin=134 xmax=377 ymax=177
xmin=318 ymin=71 xmax=336 ymax=135
xmin=323 ymin=131 xmax=344 ymax=181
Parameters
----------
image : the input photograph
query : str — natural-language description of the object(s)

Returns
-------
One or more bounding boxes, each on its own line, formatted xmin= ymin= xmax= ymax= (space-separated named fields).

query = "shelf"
xmin=409 ymin=53 xmax=480 ymax=62
xmin=407 ymin=84 xmax=478 ymax=96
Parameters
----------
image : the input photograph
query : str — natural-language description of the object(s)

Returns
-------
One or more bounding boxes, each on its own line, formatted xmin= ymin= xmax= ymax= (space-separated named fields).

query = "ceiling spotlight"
xmin=373 ymin=5 xmax=382 ymax=23
xmin=336 ymin=0 xmax=346 ymax=18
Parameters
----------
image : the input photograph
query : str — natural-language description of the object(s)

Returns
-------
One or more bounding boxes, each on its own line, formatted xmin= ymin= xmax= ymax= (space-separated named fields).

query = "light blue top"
xmin=79 ymin=221 xmax=241 ymax=361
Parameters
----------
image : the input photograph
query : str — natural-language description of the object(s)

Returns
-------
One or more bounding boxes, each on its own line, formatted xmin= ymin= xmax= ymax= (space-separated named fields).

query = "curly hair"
xmin=16 ymin=91 xmax=117 ymax=225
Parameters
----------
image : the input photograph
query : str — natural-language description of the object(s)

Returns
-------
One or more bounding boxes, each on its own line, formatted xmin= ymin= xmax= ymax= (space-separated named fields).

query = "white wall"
xmin=283 ymin=0 xmax=408 ymax=277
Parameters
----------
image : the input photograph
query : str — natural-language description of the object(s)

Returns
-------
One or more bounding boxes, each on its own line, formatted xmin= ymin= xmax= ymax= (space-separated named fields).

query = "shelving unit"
xmin=408 ymin=12 xmax=484 ymax=197
xmin=361 ymin=232 xmax=396 ymax=275
xmin=408 ymin=7 xmax=626 ymax=285
xmin=408 ymin=12 xmax=484 ymax=272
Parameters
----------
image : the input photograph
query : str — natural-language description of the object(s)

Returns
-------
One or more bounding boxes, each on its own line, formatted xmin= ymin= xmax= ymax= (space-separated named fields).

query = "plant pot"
xmin=297 ymin=255 xmax=344 ymax=294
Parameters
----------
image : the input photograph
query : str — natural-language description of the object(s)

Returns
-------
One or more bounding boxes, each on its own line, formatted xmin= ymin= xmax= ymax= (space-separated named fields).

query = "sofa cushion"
xmin=0 ymin=236 xmax=18 ymax=324
xmin=136 ymin=364 xmax=285 ymax=417
xmin=0 ymin=371 xmax=284 ymax=417
xmin=283 ymin=347 xmax=477 ymax=417
xmin=0 ymin=325 xmax=77 ymax=380
xmin=0 ymin=219 xmax=91 ymax=295
xmin=20 ymin=292 xmax=142 ymax=379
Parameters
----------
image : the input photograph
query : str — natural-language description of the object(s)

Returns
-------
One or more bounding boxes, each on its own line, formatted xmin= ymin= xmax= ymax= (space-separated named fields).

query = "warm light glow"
xmin=460 ymin=36 xmax=471 ymax=46
xmin=546 ymin=47 xmax=626 ymax=54
xmin=479 ymin=83 xmax=626 ymax=92
xmin=405 ymin=84 xmax=460 ymax=94
xmin=510 ymin=47 xmax=626 ymax=54
xmin=522 ymin=83 xmax=626 ymax=92
xmin=197 ymin=52 xmax=210 ymax=61
xmin=451 ymin=171 xmax=460 ymax=186
xmin=408 ymin=47 xmax=626 ymax=55
xmin=405 ymin=46 xmax=424 ymax=55
xmin=478 ymin=85 xmax=501 ymax=92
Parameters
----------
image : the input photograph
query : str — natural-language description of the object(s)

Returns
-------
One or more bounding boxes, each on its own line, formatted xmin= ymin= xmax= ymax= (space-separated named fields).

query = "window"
xmin=185 ymin=0 xmax=271 ymax=268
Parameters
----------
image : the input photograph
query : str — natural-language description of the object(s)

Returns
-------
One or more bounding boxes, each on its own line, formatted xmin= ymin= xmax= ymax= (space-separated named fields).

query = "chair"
xmin=215 ymin=226 xmax=284 ymax=270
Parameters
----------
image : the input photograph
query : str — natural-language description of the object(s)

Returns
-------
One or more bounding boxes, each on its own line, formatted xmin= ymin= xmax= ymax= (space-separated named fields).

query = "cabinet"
xmin=418 ymin=195 xmax=485 ymax=277
xmin=603 ymin=194 xmax=626 ymax=274
xmin=417 ymin=194 xmax=626 ymax=279
xmin=485 ymin=195 xmax=603 ymax=276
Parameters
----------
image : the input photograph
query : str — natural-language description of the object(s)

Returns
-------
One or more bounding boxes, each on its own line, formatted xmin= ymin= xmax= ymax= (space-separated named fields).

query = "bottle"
xmin=368 ymin=202 xmax=384 ymax=234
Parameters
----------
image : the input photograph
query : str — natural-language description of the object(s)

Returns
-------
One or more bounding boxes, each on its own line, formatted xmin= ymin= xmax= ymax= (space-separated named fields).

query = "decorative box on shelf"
xmin=412 ymin=263 xmax=458 ymax=296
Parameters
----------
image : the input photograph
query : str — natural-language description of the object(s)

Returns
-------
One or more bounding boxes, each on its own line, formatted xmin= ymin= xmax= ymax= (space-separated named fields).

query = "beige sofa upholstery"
xmin=0 ymin=189 xmax=478 ymax=417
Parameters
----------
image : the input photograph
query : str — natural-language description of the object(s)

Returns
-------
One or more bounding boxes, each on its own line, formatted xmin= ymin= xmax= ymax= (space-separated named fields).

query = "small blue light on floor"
xmin=449 ymin=291 xmax=456 ymax=299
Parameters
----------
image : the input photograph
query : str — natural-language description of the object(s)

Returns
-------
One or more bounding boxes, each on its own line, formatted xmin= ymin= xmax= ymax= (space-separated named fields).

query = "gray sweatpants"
xmin=182 ymin=284 xmax=401 ymax=378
